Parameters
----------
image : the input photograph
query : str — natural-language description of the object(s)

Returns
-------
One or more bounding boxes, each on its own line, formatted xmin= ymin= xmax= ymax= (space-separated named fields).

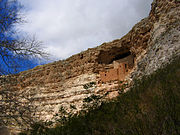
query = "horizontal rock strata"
xmin=0 ymin=0 xmax=180 ymax=133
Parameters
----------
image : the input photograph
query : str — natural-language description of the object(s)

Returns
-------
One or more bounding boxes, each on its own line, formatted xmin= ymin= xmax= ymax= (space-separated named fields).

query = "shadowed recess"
xmin=97 ymin=47 xmax=132 ymax=64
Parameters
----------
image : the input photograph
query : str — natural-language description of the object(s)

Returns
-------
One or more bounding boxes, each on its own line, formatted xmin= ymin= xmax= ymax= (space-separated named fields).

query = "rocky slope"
xmin=0 ymin=0 xmax=180 ymax=132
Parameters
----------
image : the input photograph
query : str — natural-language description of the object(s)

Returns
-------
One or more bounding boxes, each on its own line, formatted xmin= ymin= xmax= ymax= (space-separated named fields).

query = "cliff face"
xmin=132 ymin=0 xmax=180 ymax=78
xmin=0 ymin=0 xmax=180 ymax=131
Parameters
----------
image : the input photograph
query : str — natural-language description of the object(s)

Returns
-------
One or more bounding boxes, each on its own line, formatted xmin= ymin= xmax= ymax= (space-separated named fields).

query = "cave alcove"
xmin=97 ymin=47 xmax=133 ymax=64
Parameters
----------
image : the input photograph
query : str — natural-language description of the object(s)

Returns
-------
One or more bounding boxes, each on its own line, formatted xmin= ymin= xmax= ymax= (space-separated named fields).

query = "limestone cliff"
xmin=0 ymin=0 xmax=180 ymax=132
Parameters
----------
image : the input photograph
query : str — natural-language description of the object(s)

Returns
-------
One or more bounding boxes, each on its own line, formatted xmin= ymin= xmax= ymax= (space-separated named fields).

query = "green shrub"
xmin=83 ymin=82 xmax=96 ymax=89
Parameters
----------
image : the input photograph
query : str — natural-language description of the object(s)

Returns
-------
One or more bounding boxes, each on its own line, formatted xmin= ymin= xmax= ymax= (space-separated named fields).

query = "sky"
xmin=17 ymin=0 xmax=153 ymax=61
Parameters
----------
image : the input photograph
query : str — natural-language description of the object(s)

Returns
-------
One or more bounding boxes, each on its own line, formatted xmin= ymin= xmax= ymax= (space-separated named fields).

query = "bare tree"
xmin=0 ymin=0 xmax=48 ymax=75
xmin=0 ymin=36 xmax=48 ymax=75
xmin=0 ymin=0 xmax=48 ymax=132
xmin=0 ymin=76 xmax=37 ymax=131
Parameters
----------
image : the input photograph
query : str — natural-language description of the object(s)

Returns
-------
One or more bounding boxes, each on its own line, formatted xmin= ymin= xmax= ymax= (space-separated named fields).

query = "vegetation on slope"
xmin=21 ymin=57 xmax=180 ymax=135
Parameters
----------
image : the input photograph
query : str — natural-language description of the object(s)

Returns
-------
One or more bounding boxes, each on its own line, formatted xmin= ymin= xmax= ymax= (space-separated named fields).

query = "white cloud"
xmin=17 ymin=0 xmax=153 ymax=60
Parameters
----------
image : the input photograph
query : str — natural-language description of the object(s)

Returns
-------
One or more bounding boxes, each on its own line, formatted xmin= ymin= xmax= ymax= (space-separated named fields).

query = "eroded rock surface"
xmin=0 ymin=0 xmax=180 ymax=133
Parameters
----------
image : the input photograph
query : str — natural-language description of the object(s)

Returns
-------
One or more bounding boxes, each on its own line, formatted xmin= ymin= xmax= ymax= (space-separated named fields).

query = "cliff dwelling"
xmin=99 ymin=49 xmax=134 ymax=83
